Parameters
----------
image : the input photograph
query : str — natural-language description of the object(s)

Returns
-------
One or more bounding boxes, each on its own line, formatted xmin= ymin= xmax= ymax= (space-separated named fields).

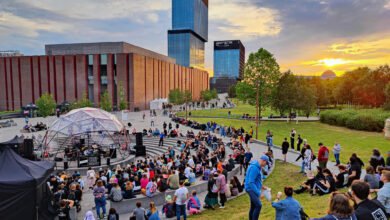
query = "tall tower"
xmin=168 ymin=0 xmax=208 ymax=69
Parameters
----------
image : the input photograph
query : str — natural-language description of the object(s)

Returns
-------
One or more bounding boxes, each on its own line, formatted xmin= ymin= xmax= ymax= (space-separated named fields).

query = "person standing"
xmin=290 ymin=129 xmax=296 ymax=150
xmin=245 ymin=155 xmax=270 ymax=220
xmin=271 ymin=187 xmax=302 ymax=220
xmin=216 ymin=170 xmax=227 ymax=209
xmin=318 ymin=143 xmax=329 ymax=169
xmin=150 ymin=116 xmax=155 ymax=127
xmin=25 ymin=116 xmax=29 ymax=125
xmin=266 ymin=130 xmax=273 ymax=151
xmin=159 ymin=132 xmax=164 ymax=146
xmin=297 ymin=134 xmax=303 ymax=152
xmin=296 ymin=144 xmax=307 ymax=173
xmin=332 ymin=142 xmax=341 ymax=166
xmin=132 ymin=202 xmax=146 ymax=220
xmin=142 ymin=112 xmax=146 ymax=120
xmin=304 ymin=144 xmax=313 ymax=172
xmin=93 ymin=180 xmax=107 ymax=219
xmin=282 ymin=138 xmax=289 ymax=162
xmin=173 ymin=180 xmax=189 ymax=220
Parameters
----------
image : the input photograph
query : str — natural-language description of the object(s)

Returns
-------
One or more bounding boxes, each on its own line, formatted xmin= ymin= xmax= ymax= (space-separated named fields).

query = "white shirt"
xmin=184 ymin=167 xmax=191 ymax=178
xmin=188 ymin=158 xmax=195 ymax=168
xmin=175 ymin=186 xmax=189 ymax=205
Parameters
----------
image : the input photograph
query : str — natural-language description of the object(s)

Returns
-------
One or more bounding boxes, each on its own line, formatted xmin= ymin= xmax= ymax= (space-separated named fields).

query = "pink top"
xmin=140 ymin=177 xmax=149 ymax=189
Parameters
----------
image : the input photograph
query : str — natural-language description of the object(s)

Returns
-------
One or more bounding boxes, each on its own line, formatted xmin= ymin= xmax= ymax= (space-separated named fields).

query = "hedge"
xmin=320 ymin=109 xmax=390 ymax=132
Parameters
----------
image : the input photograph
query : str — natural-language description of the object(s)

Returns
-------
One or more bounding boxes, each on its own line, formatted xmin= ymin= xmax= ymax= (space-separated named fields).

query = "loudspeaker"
xmin=109 ymin=148 xmax=117 ymax=159
xmin=128 ymin=123 xmax=132 ymax=127
xmin=106 ymin=158 xmax=110 ymax=166
xmin=135 ymin=145 xmax=146 ymax=157
xmin=80 ymin=139 xmax=85 ymax=145
xmin=135 ymin=132 xmax=143 ymax=146
xmin=64 ymin=161 xmax=68 ymax=170
xmin=22 ymin=139 xmax=34 ymax=158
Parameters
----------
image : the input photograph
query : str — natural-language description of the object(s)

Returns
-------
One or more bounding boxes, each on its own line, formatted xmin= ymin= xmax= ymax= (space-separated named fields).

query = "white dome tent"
xmin=43 ymin=107 xmax=130 ymax=168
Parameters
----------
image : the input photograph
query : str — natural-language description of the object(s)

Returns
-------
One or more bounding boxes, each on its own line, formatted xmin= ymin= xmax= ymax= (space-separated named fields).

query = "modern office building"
xmin=168 ymin=0 xmax=208 ymax=68
xmin=211 ymin=40 xmax=245 ymax=93
xmin=0 ymin=42 xmax=209 ymax=111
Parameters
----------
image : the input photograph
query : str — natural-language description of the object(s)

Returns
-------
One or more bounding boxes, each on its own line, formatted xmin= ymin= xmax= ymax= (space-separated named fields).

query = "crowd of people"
xmin=45 ymin=108 xmax=390 ymax=220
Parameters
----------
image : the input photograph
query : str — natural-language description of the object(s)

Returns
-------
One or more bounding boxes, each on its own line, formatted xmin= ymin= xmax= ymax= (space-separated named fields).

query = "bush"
xmin=36 ymin=93 xmax=56 ymax=117
xmin=320 ymin=109 xmax=390 ymax=132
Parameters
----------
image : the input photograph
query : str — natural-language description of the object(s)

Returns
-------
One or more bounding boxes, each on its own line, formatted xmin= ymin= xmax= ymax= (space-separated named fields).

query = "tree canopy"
xmin=36 ymin=93 xmax=56 ymax=117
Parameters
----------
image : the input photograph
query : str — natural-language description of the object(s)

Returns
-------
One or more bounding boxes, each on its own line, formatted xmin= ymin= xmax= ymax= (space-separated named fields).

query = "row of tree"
xmin=230 ymin=47 xmax=390 ymax=138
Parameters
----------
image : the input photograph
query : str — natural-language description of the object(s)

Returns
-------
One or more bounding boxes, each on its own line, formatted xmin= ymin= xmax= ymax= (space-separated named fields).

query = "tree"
xmin=36 ymin=93 xmax=56 ymax=117
xmin=118 ymin=82 xmax=127 ymax=110
xmin=240 ymin=48 xmax=281 ymax=139
xmin=272 ymin=71 xmax=299 ymax=115
xmin=384 ymin=82 xmax=390 ymax=110
xmin=200 ymin=89 xmax=218 ymax=102
xmin=183 ymin=90 xmax=192 ymax=120
xmin=168 ymin=89 xmax=183 ymax=105
xmin=296 ymin=80 xmax=317 ymax=117
xmin=228 ymin=85 xmax=236 ymax=98
xmin=235 ymin=82 xmax=256 ymax=104
xmin=100 ymin=90 xmax=112 ymax=112
xmin=70 ymin=93 xmax=93 ymax=109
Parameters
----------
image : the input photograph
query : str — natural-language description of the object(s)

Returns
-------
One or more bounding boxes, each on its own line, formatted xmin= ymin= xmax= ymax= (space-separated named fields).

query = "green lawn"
xmin=184 ymin=100 xmax=311 ymax=119
xmin=182 ymin=118 xmax=388 ymax=164
xmin=190 ymin=160 xmax=341 ymax=220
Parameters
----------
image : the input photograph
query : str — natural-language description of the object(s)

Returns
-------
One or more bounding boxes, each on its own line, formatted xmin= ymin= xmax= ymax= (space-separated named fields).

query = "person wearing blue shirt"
xmin=159 ymin=132 xmax=164 ymax=146
xmin=245 ymin=155 xmax=269 ymax=220
xmin=272 ymin=186 xmax=302 ymax=220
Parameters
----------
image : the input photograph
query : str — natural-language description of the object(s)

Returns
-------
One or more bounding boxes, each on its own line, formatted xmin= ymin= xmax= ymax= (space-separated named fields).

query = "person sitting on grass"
xmin=271 ymin=186 xmax=302 ymax=220
xmin=312 ymin=192 xmax=357 ymax=220
xmin=187 ymin=190 xmax=201 ymax=215
xmin=334 ymin=165 xmax=349 ymax=189
xmin=312 ymin=168 xmax=336 ymax=196
xmin=363 ymin=166 xmax=380 ymax=190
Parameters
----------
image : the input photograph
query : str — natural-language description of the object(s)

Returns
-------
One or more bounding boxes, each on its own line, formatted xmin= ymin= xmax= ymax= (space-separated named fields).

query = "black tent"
xmin=0 ymin=146 xmax=55 ymax=220
xmin=0 ymin=135 xmax=24 ymax=151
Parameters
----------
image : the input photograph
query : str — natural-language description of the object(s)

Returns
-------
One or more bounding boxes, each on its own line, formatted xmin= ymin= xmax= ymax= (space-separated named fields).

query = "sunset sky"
xmin=0 ymin=0 xmax=389 ymax=76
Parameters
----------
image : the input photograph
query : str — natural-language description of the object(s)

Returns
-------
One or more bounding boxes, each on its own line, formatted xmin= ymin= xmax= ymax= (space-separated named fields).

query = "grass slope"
xmin=190 ymin=161 xmax=342 ymax=220
xmin=181 ymin=117 xmax=388 ymax=163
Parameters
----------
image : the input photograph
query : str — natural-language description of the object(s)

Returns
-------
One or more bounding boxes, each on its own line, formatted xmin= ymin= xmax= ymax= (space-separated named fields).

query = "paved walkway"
xmin=0 ymin=93 xmax=358 ymax=219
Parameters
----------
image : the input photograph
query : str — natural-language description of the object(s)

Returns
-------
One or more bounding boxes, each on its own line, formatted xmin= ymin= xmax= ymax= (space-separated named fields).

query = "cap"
xmin=260 ymin=155 xmax=270 ymax=163
xmin=165 ymin=195 xmax=172 ymax=202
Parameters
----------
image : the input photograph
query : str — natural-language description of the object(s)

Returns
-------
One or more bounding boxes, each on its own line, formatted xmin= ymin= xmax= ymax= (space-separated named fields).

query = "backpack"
xmin=108 ymin=214 xmax=117 ymax=220
xmin=149 ymin=183 xmax=157 ymax=193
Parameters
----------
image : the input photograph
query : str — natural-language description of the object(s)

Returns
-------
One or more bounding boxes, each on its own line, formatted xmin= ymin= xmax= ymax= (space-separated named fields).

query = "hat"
xmin=260 ymin=155 xmax=270 ymax=163
xmin=165 ymin=195 xmax=172 ymax=202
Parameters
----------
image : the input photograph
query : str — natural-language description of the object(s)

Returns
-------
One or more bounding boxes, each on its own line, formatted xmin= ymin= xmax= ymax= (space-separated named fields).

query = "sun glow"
xmin=317 ymin=58 xmax=352 ymax=67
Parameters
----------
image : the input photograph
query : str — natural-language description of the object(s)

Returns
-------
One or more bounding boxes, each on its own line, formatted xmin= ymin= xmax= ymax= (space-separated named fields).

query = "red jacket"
xmin=318 ymin=146 xmax=329 ymax=162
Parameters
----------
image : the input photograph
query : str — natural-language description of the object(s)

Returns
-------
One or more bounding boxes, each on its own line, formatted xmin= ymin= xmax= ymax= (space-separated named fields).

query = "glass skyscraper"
xmin=211 ymin=40 xmax=245 ymax=93
xmin=168 ymin=0 xmax=208 ymax=68
xmin=213 ymin=40 xmax=245 ymax=79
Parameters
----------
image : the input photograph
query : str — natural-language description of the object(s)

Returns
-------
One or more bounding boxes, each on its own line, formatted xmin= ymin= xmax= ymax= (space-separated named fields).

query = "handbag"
xmin=300 ymin=208 xmax=309 ymax=220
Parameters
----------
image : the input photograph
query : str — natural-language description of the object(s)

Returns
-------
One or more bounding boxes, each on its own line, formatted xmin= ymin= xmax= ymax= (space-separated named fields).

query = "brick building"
xmin=0 ymin=42 xmax=209 ymax=111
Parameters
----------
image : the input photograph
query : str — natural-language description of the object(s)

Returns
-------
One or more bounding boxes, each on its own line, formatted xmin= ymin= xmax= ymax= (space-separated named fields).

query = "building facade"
xmin=0 ymin=49 xmax=209 ymax=111
xmin=168 ymin=0 xmax=208 ymax=68
xmin=211 ymin=40 xmax=245 ymax=93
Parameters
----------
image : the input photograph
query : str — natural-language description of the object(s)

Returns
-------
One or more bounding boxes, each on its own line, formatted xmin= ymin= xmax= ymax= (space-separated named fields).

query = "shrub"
xmin=320 ymin=109 xmax=390 ymax=132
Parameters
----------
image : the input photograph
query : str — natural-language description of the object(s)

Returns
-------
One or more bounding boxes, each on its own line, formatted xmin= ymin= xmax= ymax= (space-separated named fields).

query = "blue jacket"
xmin=244 ymin=160 xmax=262 ymax=197
xmin=272 ymin=196 xmax=301 ymax=220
